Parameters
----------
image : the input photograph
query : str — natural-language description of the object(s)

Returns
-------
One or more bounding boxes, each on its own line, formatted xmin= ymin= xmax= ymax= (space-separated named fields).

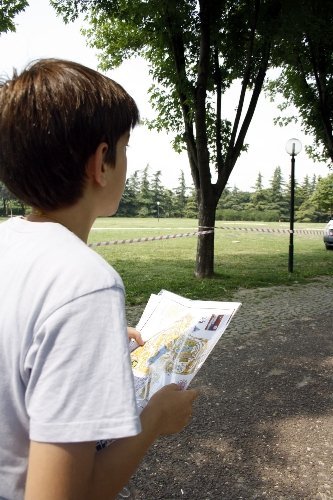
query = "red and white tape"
xmin=89 ymin=225 xmax=323 ymax=248
xmin=200 ymin=226 xmax=324 ymax=235
xmin=89 ymin=229 xmax=214 ymax=247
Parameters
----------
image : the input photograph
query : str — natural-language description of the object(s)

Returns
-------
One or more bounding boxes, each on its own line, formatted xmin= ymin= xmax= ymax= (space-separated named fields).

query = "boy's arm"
xmin=25 ymin=384 xmax=199 ymax=500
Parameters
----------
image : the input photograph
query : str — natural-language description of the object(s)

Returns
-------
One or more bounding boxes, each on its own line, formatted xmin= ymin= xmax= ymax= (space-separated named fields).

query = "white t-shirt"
xmin=0 ymin=217 xmax=141 ymax=499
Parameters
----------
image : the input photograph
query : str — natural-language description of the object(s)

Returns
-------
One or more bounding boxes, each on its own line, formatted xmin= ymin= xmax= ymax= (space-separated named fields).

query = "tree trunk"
xmin=195 ymin=201 xmax=216 ymax=278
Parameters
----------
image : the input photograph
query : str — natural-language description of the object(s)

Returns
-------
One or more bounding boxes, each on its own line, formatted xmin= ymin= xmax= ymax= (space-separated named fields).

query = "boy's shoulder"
xmin=43 ymin=223 xmax=123 ymax=293
xmin=1 ymin=217 xmax=123 ymax=295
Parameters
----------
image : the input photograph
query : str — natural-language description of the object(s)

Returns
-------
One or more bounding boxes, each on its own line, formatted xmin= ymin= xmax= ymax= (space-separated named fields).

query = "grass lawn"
xmin=1 ymin=216 xmax=331 ymax=305
xmin=88 ymin=218 xmax=331 ymax=304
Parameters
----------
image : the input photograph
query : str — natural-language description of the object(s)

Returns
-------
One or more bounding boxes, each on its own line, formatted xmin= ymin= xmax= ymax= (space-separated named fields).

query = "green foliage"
xmin=269 ymin=166 xmax=284 ymax=201
xmin=51 ymin=1 xmax=282 ymax=264
xmin=2 ymin=156 xmax=329 ymax=222
xmin=116 ymin=167 xmax=333 ymax=222
xmin=295 ymin=173 xmax=333 ymax=222
xmin=172 ymin=170 xmax=187 ymax=217
xmin=183 ymin=189 xmax=198 ymax=219
xmin=0 ymin=181 xmax=26 ymax=216
xmin=117 ymin=175 xmax=139 ymax=217
xmin=268 ymin=0 xmax=333 ymax=164
xmin=217 ymin=169 xmax=333 ymax=223
xmin=250 ymin=172 xmax=269 ymax=208
xmin=309 ymin=173 xmax=333 ymax=218
xmin=2 ymin=0 xmax=330 ymax=276
xmin=117 ymin=167 xmax=193 ymax=218
xmin=0 ymin=0 xmax=27 ymax=34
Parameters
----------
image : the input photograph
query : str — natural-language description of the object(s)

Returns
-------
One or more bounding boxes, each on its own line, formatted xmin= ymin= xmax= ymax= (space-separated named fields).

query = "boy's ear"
xmin=86 ymin=142 xmax=109 ymax=187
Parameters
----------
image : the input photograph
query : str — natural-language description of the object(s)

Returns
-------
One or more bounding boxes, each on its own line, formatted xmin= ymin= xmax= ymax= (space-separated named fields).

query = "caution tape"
xmin=88 ymin=229 xmax=214 ymax=247
xmin=199 ymin=226 xmax=324 ymax=235
xmin=89 ymin=225 xmax=323 ymax=248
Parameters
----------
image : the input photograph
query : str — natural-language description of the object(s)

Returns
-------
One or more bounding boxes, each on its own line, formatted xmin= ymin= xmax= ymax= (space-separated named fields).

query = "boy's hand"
xmin=144 ymin=383 xmax=199 ymax=436
xmin=127 ymin=326 xmax=144 ymax=346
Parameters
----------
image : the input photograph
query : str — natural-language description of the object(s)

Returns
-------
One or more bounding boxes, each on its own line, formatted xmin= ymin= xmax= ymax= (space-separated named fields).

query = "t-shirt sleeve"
xmin=24 ymin=286 xmax=141 ymax=443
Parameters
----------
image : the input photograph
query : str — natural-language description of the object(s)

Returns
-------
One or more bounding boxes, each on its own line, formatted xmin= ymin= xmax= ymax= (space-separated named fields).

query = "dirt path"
xmin=127 ymin=277 xmax=333 ymax=499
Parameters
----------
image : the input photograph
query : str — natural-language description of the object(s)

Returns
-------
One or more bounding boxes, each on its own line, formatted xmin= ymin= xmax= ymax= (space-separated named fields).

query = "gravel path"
xmin=126 ymin=276 xmax=333 ymax=500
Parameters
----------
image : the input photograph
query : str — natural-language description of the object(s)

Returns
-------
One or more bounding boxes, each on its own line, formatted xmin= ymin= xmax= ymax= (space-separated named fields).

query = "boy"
xmin=0 ymin=59 xmax=198 ymax=499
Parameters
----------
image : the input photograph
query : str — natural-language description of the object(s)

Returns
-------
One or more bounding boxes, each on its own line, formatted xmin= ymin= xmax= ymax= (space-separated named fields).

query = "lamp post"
xmin=285 ymin=138 xmax=302 ymax=273
xmin=157 ymin=201 xmax=160 ymax=222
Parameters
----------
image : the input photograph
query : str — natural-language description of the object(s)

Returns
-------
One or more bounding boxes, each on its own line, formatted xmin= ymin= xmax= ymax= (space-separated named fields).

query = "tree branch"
xmin=231 ymin=40 xmax=271 ymax=173
xmin=162 ymin=0 xmax=200 ymax=188
xmin=306 ymin=34 xmax=333 ymax=161
xmin=214 ymin=45 xmax=223 ymax=172
xmin=195 ymin=0 xmax=213 ymax=202
xmin=227 ymin=0 xmax=260 ymax=154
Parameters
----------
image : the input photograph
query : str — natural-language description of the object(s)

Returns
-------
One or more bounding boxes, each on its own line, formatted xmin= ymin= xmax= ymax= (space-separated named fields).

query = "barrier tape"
xmin=199 ymin=226 xmax=324 ymax=235
xmin=89 ymin=225 xmax=323 ymax=248
xmin=88 ymin=229 xmax=214 ymax=247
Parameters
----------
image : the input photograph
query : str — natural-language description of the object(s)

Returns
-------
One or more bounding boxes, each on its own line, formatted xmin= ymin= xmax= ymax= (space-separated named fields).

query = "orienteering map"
xmin=130 ymin=290 xmax=241 ymax=411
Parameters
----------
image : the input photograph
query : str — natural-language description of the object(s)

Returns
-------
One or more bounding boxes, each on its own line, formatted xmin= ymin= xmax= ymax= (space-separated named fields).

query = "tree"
xmin=117 ymin=175 xmax=139 ymax=216
xmin=268 ymin=0 xmax=333 ymax=164
xmin=184 ymin=189 xmax=198 ymax=219
xmin=265 ymin=166 xmax=289 ymax=219
xmin=295 ymin=174 xmax=314 ymax=213
xmin=137 ymin=164 xmax=153 ymax=217
xmin=295 ymin=197 xmax=318 ymax=222
xmin=223 ymin=186 xmax=251 ymax=211
xmin=173 ymin=170 xmax=187 ymax=217
xmin=51 ymin=0 xmax=283 ymax=277
xmin=254 ymin=172 xmax=264 ymax=192
xmin=151 ymin=170 xmax=164 ymax=218
xmin=0 ymin=181 xmax=26 ymax=216
xmin=158 ymin=188 xmax=175 ymax=218
xmin=310 ymin=173 xmax=333 ymax=219
xmin=269 ymin=166 xmax=284 ymax=202
xmin=311 ymin=174 xmax=318 ymax=193
xmin=251 ymin=172 xmax=269 ymax=210
xmin=0 ymin=181 xmax=10 ymax=215
xmin=0 ymin=0 xmax=27 ymax=34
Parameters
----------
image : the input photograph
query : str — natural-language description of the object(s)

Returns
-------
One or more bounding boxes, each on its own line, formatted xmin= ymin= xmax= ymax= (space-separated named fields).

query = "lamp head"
xmin=286 ymin=138 xmax=302 ymax=156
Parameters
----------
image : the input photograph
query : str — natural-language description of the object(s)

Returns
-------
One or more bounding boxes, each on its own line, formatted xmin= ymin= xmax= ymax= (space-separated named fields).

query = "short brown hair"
xmin=0 ymin=59 xmax=139 ymax=210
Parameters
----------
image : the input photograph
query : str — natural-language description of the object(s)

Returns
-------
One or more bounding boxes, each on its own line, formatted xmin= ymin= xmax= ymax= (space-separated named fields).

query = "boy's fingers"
xmin=188 ymin=388 xmax=200 ymax=401
xmin=159 ymin=383 xmax=181 ymax=393
xmin=127 ymin=327 xmax=144 ymax=345
xmin=162 ymin=384 xmax=200 ymax=400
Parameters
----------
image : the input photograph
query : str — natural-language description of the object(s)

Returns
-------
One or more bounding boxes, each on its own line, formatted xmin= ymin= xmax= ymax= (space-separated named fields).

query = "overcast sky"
xmin=0 ymin=0 xmax=330 ymax=191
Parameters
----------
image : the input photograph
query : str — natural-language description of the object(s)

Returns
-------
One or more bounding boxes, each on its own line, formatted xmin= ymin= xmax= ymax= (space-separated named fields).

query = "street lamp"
xmin=285 ymin=138 xmax=302 ymax=273
xmin=157 ymin=201 xmax=160 ymax=222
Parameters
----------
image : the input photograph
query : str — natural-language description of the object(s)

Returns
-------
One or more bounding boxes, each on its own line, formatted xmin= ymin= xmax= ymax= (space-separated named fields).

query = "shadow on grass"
xmin=103 ymin=249 xmax=333 ymax=305
xmin=132 ymin=311 xmax=333 ymax=499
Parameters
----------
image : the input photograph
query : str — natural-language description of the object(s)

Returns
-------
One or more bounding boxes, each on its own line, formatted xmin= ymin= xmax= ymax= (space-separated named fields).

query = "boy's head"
xmin=0 ymin=59 xmax=139 ymax=211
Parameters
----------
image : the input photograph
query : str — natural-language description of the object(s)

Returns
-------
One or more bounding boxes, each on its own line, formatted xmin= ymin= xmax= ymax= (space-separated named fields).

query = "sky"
xmin=0 ymin=0 xmax=331 ymax=192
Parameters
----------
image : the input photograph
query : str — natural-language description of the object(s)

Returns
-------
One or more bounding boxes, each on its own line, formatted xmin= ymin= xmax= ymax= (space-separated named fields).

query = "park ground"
xmin=127 ymin=277 xmax=333 ymax=500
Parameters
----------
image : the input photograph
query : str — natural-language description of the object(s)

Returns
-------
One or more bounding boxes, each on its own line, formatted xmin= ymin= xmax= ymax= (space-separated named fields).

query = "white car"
xmin=323 ymin=220 xmax=333 ymax=249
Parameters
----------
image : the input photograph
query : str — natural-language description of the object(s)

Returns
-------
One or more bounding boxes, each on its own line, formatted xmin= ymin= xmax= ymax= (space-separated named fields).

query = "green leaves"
xmin=52 ymin=0 xmax=276 ymax=179
xmin=51 ymin=0 xmax=284 ymax=274
xmin=0 ymin=0 xmax=28 ymax=34
xmin=268 ymin=0 xmax=333 ymax=164
xmin=310 ymin=173 xmax=333 ymax=215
